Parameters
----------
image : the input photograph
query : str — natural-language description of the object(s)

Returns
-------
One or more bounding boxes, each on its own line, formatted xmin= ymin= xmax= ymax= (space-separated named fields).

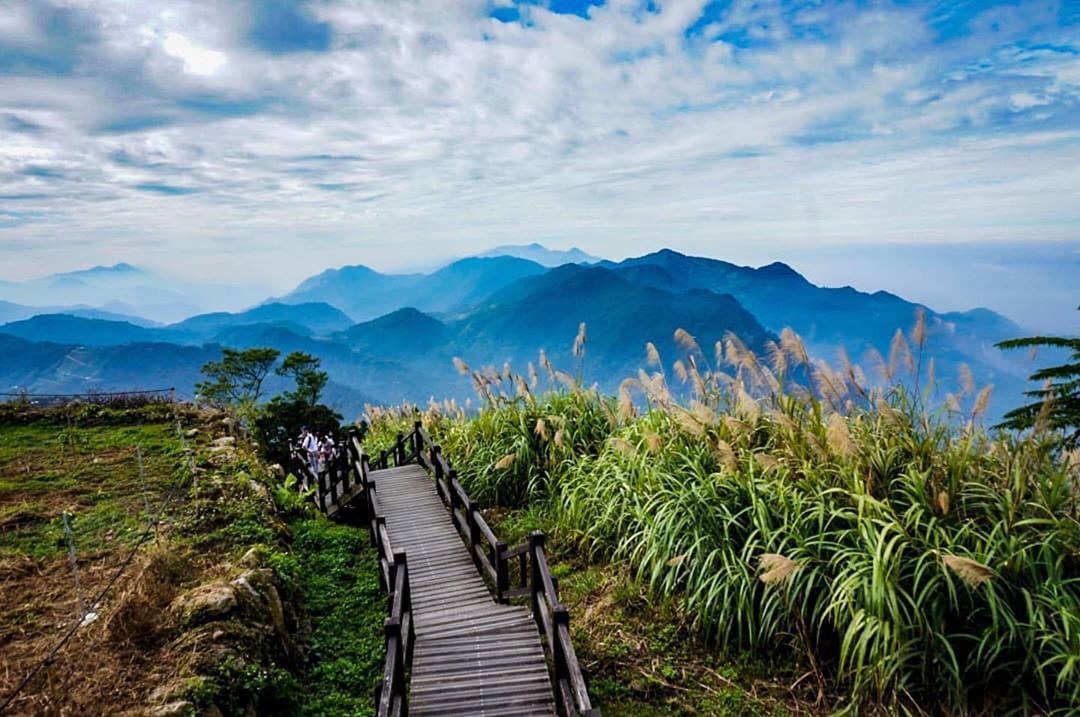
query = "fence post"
xmin=395 ymin=432 xmax=404 ymax=466
xmin=529 ymin=531 xmax=545 ymax=624
xmin=317 ymin=465 xmax=328 ymax=511
xmin=467 ymin=500 xmax=481 ymax=554
xmin=384 ymin=616 xmax=403 ymax=706
xmin=413 ymin=420 xmax=422 ymax=462
xmin=432 ymin=446 xmax=445 ymax=502
xmin=341 ymin=448 xmax=352 ymax=494
xmin=553 ymin=602 xmax=571 ymax=713
xmin=448 ymin=469 xmax=459 ymax=514
xmin=496 ymin=540 xmax=509 ymax=603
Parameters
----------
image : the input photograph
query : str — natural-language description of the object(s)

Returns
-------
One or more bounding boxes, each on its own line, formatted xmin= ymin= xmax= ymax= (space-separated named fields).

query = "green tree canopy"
xmin=995 ymin=335 xmax=1080 ymax=446
xmin=276 ymin=351 xmax=328 ymax=407
xmin=195 ymin=347 xmax=281 ymax=407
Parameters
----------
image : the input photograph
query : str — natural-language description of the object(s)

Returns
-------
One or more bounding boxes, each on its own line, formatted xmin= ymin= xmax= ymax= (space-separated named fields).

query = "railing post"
xmin=395 ymin=432 xmax=405 ymax=466
xmin=433 ymin=446 xmax=446 ymax=503
xmin=384 ymin=616 xmax=403 ymax=705
xmin=360 ymin=454 xmax=372 ymax=521
xmin=467 ymin=500 xmax=481 ymax=554
xmin=317 ymin=467 xmax=328 ymax=511
xmin=413 ymin=420 xmax=422 ymax=462
xmin=496 ymin=540 xmax=509 ymax=603
xmin=553 ymin=604 xmax=569 ymax=676
xmin=529 ymin=531 xmax=545 ymax=624
xmin=448 ymin=469 xmax=459 ymax=514
xmin=374 ymin=514 xmax=387 ymax=572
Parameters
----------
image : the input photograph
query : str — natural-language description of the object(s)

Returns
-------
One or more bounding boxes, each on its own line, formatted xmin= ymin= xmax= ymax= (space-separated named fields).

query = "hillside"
xmin=0 ymin=314 xmax=169 ymax=346
xmin=276 ymin=256 xmax=546 ymax=321
xmin=170 ymin=302 xmax=354 ymax=339
xmin=0 ymin=402 xmax=385 ymax=715
xmin=451 ymin=264 xmax=773 ymax=383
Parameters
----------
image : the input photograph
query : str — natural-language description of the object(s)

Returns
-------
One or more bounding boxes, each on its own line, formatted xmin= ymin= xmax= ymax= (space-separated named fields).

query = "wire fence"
xmin=0 ymin=403 xmax=194 ymax=714
xmin=0 ymin=388 xmax=176 ymax=408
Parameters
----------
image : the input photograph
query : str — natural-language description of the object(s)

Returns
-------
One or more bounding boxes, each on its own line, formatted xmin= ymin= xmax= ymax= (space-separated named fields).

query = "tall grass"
xmin=366 ymin=322 xmax=1080 ymax=715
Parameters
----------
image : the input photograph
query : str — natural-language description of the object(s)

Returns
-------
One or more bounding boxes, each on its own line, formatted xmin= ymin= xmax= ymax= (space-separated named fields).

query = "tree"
xmin=995 ymin=336 xmax=1080 ymax=446
xmin=196 ymin=347 xmax=281 ymax=407
xmin=276 ymin=351 xmax=328 ymax=406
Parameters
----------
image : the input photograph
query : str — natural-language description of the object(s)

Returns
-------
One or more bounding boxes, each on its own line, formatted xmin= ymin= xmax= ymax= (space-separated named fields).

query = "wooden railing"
xmin=410 ymin=421 xmax=599 ymax=717
xmin=346 ymin=430 xmax=415 ymax=717
xmin=295 ymin=424 xmax=598 ymax=717
xmin=289 ymin=441 xmax=355 ymax=514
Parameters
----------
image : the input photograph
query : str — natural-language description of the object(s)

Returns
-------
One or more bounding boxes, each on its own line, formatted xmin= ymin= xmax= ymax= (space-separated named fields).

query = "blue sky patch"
xmin=97 ymin=116 xmax=175 ymax=135
xmin=134 ymin=183 xmax=199 ymax=196
xmin=249 ymin=0 xmax=332 ymax=54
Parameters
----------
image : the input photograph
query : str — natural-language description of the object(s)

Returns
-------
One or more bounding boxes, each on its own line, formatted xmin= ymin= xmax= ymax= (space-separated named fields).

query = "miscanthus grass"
xmin=365 ymin=319 xmax=1080 ymax=715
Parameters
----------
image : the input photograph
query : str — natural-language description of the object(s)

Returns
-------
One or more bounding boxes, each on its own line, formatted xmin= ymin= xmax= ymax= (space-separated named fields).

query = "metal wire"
xmin=0 ymin=415 xmax=193 ymax=714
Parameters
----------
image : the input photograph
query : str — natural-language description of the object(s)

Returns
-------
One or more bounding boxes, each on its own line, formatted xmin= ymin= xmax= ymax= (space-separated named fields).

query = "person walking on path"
xmin=300 ymin=426 xmax=319 ymax=476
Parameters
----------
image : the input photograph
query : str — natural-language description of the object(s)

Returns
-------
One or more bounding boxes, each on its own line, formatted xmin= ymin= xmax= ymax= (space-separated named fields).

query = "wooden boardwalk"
xmin=370 ymin=464 xmax=556 ymax=716
xmin=296 ymin=425 xmax=597 ymax=717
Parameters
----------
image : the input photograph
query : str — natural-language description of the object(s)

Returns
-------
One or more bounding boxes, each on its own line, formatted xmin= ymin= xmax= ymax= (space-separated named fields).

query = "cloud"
xmin=0 ymin=0 xmax=1075 ymax=308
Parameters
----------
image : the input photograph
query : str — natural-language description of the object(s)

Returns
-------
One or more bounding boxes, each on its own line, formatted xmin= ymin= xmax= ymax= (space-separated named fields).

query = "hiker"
xmin=321 ymin=433 xmax=337 ymax=469
xmin=300 ymin=426 xmax=319 ymax=476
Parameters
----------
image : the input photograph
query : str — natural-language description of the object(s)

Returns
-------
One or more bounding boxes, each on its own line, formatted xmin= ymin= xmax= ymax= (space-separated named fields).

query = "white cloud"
xmin=0 ymin=0 xmax=1076 ymax=299
xmin=160 ymin=33 xmax=227 ymax=75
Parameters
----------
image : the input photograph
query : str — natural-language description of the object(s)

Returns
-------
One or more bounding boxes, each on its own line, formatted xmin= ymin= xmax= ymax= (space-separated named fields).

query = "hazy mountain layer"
xmin=0 ymin=249 xmax=1038 ymax=421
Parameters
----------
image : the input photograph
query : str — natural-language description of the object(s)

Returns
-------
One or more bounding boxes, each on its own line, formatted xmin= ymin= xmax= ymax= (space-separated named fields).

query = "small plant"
xmin=273 ymin=473 xmax=315 ymax=516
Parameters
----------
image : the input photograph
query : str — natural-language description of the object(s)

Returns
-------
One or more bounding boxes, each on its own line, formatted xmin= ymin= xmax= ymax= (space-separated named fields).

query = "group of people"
xmin=297 ymin=426 xmax=338 ymax=476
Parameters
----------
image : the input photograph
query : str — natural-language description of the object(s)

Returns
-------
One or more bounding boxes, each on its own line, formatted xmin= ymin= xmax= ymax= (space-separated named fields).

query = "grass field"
xmin=0 ymin=404 xmax=387 ymax=716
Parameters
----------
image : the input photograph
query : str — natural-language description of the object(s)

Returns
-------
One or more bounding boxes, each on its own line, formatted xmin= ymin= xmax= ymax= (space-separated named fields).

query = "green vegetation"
xmin=997 ymin=335 xmax=1080 ymax=447
xmin=195 ymin=345 xmax=343 ymax=466
xmin=0 ymin=403 xmax=384 ymax=716
xmin=368 ymin=322 xmax=1080 ymax=715
xmin=284 ymin=516 xmax=385 ymax=716
xmin=0 ymin=418 xmax=183 ymax=560
xmin=197 ymin=346 xmax=282 ymax=407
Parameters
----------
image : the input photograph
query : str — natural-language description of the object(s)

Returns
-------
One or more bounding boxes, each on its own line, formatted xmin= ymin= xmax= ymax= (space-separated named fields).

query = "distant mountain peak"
xmin=474 ymin=243 xmax=601 ymax=267
xmin=55 ymin=262 xmax=145 ymax=279
xmin=756 ymin=261 xmax=804 ymax=280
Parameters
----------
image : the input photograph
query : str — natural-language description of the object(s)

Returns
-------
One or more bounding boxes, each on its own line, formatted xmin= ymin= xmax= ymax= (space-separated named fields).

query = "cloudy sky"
xmin=1 ymin=0 xmax=1078 ymax=328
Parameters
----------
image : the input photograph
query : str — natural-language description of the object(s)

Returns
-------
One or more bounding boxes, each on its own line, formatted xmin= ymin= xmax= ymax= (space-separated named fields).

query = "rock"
xmin=185 ymin=428 xmax=199 ymax=439
xmin=238 ymin=547 xmax=263 ymax=568
xmin=171 ymin=583 xmax=236 ymax=624
xmin=211 ymin=436 xmax=235 ymax=448
xmin=268 ymin=463 xmax=285 ymax=479
xmin=149 ymin=679 xmax=196 ymax=705
xmin=247 ymin=480 xmax=271 ymax=504
xmin=149 ymin=701 xmax=194 ymax=717
xmin=231 ymin=569 xmax=288 ymax=639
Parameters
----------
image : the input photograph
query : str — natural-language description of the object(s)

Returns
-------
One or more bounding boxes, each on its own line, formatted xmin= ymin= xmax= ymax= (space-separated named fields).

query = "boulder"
xmin=148 ymin=701 xmax=194 ymax=717
xmin=171 ymin=583 xmax=236 ymax=624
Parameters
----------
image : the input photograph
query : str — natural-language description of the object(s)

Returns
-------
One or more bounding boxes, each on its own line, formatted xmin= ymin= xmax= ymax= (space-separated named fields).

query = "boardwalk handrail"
xmin=410 ymin=421 xmax=599 ymax=717
xmin=347 ymin=430 xmax=415 ymax=717
xmin=377 ymin=550 xmax=413 ymax=717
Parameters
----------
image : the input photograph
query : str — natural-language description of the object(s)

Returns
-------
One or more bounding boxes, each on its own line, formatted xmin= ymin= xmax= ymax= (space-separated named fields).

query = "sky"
xmin=0 ymin=0 xmax=1078 ymax=330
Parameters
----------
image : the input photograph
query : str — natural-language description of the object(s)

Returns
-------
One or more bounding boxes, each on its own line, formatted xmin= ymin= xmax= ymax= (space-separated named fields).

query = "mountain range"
xmin=0 ymin=263 xmax=272 ymax=324
xmin=0 ymin=246 xmax=1039 ymax=421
